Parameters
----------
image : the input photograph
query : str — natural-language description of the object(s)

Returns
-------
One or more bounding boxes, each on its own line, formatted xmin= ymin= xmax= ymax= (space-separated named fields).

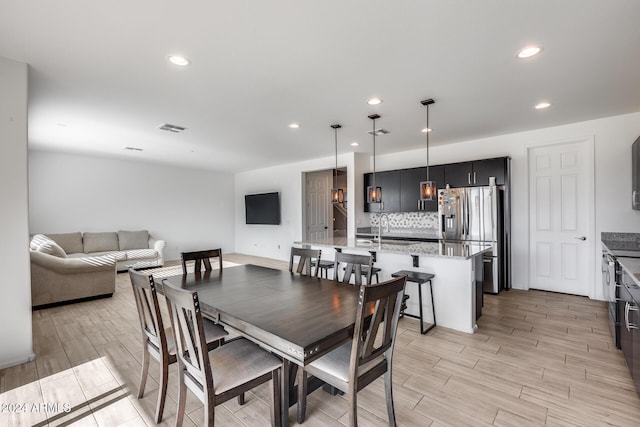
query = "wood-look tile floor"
xmin=2 ymin=253 xmax=640 ymax=426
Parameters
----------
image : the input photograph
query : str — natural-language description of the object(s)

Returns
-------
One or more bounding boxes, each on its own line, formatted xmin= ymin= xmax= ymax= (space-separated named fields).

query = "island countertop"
xmin=295 ymin=237 xmax=492 ymax=260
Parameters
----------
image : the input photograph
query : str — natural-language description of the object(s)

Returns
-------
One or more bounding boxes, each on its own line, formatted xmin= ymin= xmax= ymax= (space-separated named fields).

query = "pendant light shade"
xmin=330 ymin=124 xmax=344 ymax=204
xmin=367 ymin=114 xmax=382 ymax=204
xmin=419 ymin=99 xmax=436 ymax=202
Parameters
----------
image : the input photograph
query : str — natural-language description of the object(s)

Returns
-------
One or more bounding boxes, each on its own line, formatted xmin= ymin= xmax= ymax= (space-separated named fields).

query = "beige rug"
xmin=146 ymin=260 xmax=241 ymax=279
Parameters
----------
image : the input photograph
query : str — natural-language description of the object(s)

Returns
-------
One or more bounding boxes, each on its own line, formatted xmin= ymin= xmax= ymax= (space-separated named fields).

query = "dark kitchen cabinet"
xmin=443 ymin=157 xmax=508 ymax=187
xmin=619 ymin=268 xmax=640 ymax=396
xmin=632 ymin=136 xmax=640 ymax=209
xmin=363 ymin=170 xmax=401 ymax=213
xmin=400 ymin=165 xmax=444 ymax=212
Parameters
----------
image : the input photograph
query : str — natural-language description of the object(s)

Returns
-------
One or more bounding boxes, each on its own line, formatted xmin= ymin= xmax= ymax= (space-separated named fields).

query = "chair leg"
xmin=348 ymin=388 xmax=358 ymax=427
xmin=271 ymin=369 xmax=282 ymax=427
xmin=155 ymin=357 xmax=169 ymax=423
xmin=384 ymin=369 xmax=396 ymax=427
xmin=237 ymin=393 xmax=245 ymax=405
xmin=296 ymin=368 xmax=307 ymax=424
xmin=137 ymin=347 xmax=149 ymax=398
xmin=175 ymin=368 xmax=187 ymax=427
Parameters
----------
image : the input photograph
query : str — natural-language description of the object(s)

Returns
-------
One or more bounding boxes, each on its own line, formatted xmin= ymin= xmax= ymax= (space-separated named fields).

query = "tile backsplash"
xmin=369 ymin=211 xmax=439 ymax=230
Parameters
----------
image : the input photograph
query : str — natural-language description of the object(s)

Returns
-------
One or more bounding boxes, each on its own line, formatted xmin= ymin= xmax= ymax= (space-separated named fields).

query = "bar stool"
xmin=312 ymin=259 xmax=335 ymax=279
xmin=361 ymin=266 xmax=381 ymax=284
xmin=391 ymin=270 xmax=436 ymax=334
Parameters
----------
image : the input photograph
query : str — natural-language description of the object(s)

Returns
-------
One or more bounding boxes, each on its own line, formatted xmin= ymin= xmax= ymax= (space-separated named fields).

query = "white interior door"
xmin=528 ymin=138 xmax=594 ymax=296
xmin=305 ymin=171 xmax=332 ymax=241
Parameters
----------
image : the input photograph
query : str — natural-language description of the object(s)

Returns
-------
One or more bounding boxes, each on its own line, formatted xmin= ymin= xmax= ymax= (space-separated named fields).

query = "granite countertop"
xmin=601 ymin=232 xmax=640 ymax=256
xmin=295 ymin=237 xmax=492 ymax=260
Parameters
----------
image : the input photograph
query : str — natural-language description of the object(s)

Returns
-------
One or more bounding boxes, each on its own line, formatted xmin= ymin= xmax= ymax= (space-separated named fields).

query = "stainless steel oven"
xmin=602 ymin=248 xmax=620 ymax=348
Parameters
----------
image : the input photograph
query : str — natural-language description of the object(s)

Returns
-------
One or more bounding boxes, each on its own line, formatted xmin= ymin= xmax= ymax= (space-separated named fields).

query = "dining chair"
xmin=334 ymin=252 xmax=373 ymax=286
xmin=296 ymin=275 xmax=407 ymax=426
xmin=289 ymin=247 xmax=322 ymax=277
xmin=162 ymin=282 xmax=282 ymax=427
xmin=181 ymin=248 xmax=223 ymax=274
xmin=128 ymin=268 xmax=228 ymax=423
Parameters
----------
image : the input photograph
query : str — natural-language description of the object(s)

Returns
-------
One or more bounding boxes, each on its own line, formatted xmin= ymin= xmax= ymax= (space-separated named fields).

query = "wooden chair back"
xmin=181 ymin=249 xmax=222 ymax=275
xmin=334 ymin=252 xmax=373 ymax=286
xmin=289 ymin=247 xmax=321 ymax=277
xmin=350 ymin=275 xmax=406 ymax=383
xmin=162 ymin=283 xmax=213 ymax=402
xmin=129 ymin=268 xmax=167 ymax=356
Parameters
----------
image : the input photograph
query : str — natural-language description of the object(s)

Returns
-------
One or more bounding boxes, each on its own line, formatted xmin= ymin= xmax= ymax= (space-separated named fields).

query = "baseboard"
xmin=32 ymin=293 xmax=113 ymax=310
xmin=0 ymin=352 xmax=36 ymax=370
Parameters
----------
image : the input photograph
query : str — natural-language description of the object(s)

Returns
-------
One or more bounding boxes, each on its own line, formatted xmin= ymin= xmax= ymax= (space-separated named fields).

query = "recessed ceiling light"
xmin=367 ymin=98 xmax=383 ymax=105
xmin=168 ymin=55 xmax=191 ymax=66
xmin=421 ymin=127 xmax=432 ymax=133
xmin=534 ymin=102 xmax=551 ymax=110
xmin=516 ymin=45 xmax=543 ymax=59
xmin=289 ymin=123 xmax=301 ymax=129
xmin=350 ymin=142 xmax=359 ymax=147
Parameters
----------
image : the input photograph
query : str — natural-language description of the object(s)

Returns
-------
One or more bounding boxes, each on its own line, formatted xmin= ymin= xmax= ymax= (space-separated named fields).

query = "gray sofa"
xmin=29 ymin=230 xmax=166 ymax=307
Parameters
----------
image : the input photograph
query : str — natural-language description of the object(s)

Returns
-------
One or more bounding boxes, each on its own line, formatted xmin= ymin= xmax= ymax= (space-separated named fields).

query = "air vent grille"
xmin=367 ymin=128 xmax=390 ymax=136
xmin=159 ymin=123 xmax=187 ymax=133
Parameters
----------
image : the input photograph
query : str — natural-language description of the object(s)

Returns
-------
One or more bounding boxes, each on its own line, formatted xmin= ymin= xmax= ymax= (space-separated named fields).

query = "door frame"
xmin=303 ymin=169 xmax=333 ymax=241
xmin=525 ymin=135 xmax=596 ymax=297
xmin=302 ymin=167 xmax=348 ymax=241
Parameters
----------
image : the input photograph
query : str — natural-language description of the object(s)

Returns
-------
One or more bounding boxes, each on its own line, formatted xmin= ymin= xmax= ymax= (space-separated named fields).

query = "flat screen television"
xmin=245 ymin=192 xmax=281 ymax=225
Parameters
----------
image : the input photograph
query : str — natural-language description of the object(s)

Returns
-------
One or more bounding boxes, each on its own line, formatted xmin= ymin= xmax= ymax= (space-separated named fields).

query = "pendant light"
xmin=367 ymin=114 xmax=382 ymax=203
xmin=419 ymin=98 xmax=436 ymax=202
xmin=330 ymin=124 xmax=344 ymax=204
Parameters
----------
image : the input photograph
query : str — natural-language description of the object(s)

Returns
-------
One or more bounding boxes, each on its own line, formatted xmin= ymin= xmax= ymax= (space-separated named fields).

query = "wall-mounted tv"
xmin=245 ymin=192 xmax=281 ymax=225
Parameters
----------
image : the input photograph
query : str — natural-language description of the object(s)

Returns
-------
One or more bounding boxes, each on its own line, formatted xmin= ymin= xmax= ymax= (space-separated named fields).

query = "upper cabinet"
xmin=443 ymin=157 xmax=508 ymax=187
xmin=363 ymin=170 xmax=401 ymax=213
xmin=363 ymin=156 xmax=509 ymax=212
xmin=400 ymin=165 xmax=444 ymax=212
xmin=632 ymin=136 xmax=640 ymax=210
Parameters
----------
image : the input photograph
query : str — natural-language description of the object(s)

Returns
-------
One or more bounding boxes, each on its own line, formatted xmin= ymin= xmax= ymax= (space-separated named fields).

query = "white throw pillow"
xmin=37 ymin=240 xmax=67 ymax=258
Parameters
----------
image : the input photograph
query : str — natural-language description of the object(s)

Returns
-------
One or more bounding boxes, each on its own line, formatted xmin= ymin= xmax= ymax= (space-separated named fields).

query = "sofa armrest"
xmin=30 ymin=250 xmax=116 ymax=274
xmin=149 ymin=238 xmax=166 ymax=264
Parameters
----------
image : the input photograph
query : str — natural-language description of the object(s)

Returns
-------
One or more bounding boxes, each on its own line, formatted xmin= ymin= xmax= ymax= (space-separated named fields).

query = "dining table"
xmin=160 ymin=263 xmax=363 ymax=427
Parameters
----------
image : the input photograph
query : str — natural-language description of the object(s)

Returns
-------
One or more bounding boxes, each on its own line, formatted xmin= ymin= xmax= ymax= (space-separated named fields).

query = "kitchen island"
xmin=294 ymin=237 xmax=492 ymax=334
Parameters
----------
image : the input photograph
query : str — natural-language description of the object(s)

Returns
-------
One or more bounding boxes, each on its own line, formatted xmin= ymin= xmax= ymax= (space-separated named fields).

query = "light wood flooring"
xmin=2 ymin=253 xmax=640 ymax=426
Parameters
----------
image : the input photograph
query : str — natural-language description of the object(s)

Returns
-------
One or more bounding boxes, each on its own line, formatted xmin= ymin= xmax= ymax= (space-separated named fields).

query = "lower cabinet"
xmin=619 ymin=269 xmax=640 ymax=395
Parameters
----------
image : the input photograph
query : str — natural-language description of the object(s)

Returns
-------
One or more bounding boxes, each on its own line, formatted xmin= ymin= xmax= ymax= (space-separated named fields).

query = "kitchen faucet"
xmin=376 ymin=212 xmax=390 ymax=241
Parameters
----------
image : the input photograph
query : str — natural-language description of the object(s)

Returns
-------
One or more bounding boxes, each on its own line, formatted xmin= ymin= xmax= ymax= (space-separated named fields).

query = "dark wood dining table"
xmin=160 ymin=264 xmax=362 ymax=426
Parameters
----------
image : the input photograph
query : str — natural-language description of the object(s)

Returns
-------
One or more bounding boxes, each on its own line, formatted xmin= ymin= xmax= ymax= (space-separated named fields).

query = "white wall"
xmin=29 ymin=152 xmax=235 ymax=261
xmin=0 ymin=57 xmax=33 ymax=369
xmin=235 ymin=153 xmax=362 ymax=260
xmin=234 ymin=112 xmax=640 ymax=298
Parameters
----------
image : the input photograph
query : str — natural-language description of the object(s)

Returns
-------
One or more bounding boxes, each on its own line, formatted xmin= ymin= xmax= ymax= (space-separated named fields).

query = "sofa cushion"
xmin=80 ymin=251 xmax=127 ymax=261
xmin=83 ymin=232 xmax=119 ymax=253
xmin=38 ymin=241 xmax=68 ymax=258
xmin=118 ymin=230 xmax=149 ymax=250
xmin=30 ymin=234 xmax=52 ymax=250
xmin=46 ymin=232 xmax=84 ymax=254
xmin=124 ymin=249 xmax=158 ymax=261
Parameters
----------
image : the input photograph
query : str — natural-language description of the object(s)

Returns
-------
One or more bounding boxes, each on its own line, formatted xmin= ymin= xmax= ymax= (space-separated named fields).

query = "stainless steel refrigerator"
xmin=438 ymin=184 xmax=506 ymax=293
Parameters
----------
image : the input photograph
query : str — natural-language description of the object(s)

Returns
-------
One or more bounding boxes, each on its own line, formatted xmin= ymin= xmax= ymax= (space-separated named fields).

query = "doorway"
xmin=304 ymin=168 xmax=347 ymax=241
xmin=527 ymin=137 xmax=595 ymax=296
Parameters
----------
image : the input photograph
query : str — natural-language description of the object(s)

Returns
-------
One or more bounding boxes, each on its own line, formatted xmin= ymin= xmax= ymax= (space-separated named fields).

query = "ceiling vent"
xmin=159 ymin=123 xmax=187 ymax=133
xmin=367 ymin=128 xmax=390 ymax=136
xmin=124 ymin=147 xmax=143 ymax=151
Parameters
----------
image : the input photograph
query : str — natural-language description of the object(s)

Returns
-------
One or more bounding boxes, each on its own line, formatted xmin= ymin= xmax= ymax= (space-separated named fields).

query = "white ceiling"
xmin=1 ymin=0 xmax=639 ymax=173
